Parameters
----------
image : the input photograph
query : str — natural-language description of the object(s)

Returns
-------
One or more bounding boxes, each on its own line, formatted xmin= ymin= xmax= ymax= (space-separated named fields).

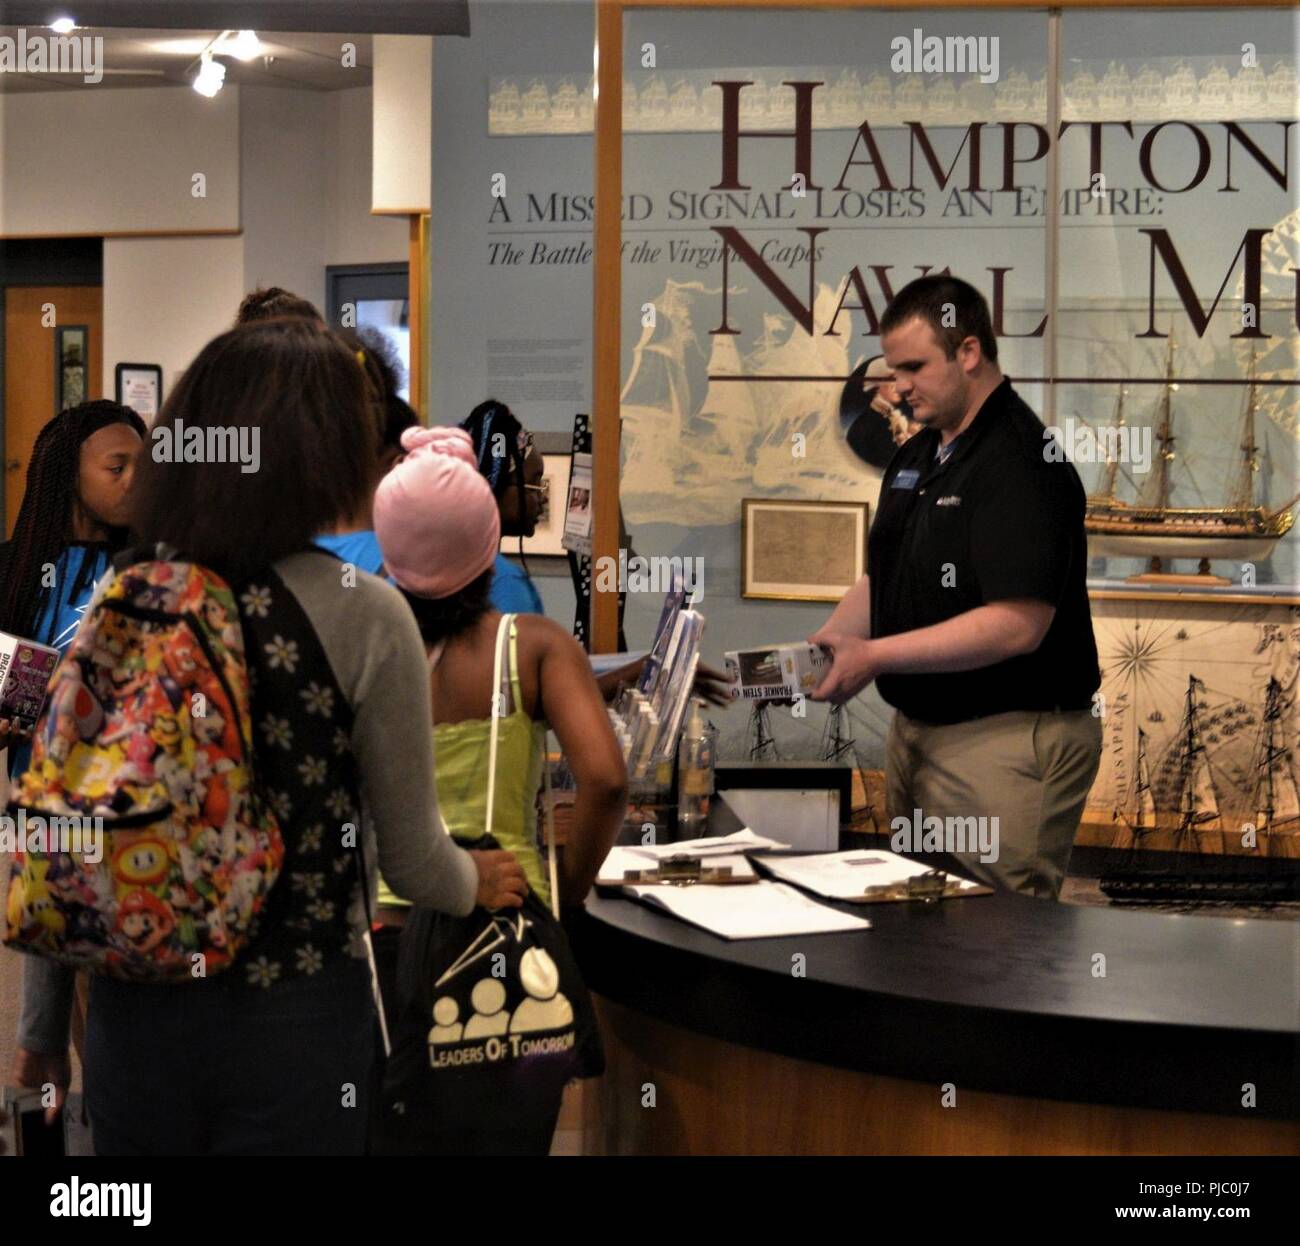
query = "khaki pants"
xmin=885 ymin=707 xmax=1102 ymax=900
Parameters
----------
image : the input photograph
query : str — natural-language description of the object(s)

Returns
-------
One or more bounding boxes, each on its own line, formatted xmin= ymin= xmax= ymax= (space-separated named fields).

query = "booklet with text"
xmin=0 ymin=632 xmax=61 ymax=733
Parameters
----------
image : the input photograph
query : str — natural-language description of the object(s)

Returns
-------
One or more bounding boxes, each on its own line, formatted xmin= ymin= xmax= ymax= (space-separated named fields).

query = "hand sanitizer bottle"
xmin=677 ymin=698 xmax=715 ymax=834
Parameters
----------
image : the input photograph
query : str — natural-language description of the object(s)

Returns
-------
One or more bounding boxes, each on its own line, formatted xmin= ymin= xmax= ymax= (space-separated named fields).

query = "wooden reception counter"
xmin=568 ymin=887 xmax=1300 ymax=1155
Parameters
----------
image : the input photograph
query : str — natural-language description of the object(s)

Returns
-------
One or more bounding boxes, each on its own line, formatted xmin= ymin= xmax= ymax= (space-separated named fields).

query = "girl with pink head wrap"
xmin=373 ymin=426 xmax=500 ymax=599
xmin=370 ymin=423 xmax=628 ymax=1159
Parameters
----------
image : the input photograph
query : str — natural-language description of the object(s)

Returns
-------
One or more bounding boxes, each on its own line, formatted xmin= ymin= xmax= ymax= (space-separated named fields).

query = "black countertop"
xmin=571 ymin=880 xmax=1300 ymax=1119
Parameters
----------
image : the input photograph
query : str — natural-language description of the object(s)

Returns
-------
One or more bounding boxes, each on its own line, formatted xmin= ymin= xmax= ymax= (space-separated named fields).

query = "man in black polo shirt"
xmin=810 ymin=275 xmax=1101 ymax=898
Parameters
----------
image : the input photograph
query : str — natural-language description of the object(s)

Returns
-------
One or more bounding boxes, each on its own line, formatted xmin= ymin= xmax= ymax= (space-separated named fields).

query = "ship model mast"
xmin=1137 ymin=338 xmax=1178 ymax=516
xmin=1228 ymin=348 xmax=1268 ymax=516
xmin=1094 ymin=384 xmax=1125 ymax=503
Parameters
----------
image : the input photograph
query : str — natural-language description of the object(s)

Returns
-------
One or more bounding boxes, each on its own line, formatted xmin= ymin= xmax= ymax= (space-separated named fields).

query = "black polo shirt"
xmin=868 ymin=377 xmax=1100 ymax=725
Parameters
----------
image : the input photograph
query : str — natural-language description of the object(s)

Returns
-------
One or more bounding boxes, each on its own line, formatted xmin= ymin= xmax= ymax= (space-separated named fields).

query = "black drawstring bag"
xmin=375 ymin=615 xmax=604 ymax=1155
xmin=378 ymin=845 xmax=604 ymax=1155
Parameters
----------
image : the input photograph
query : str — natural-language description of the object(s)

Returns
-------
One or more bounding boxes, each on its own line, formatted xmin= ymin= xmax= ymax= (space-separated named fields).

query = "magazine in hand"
xmin=0 ymin=633 xmax=61 ymax=733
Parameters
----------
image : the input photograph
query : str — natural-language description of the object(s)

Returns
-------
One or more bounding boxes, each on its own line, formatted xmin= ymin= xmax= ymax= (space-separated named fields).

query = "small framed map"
xmin=741 ymin=498 xmax=868 ymax=602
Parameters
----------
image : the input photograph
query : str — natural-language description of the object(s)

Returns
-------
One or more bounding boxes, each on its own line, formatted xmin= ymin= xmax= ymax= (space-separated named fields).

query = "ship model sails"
xmin=1102 ymin=675 xmax=1300 ymax=902
xmin=1085 ymin=346 xmax=1299 ymax=571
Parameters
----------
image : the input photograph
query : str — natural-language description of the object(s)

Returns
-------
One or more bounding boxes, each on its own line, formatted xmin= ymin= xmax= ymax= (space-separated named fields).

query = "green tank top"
xmin=377 ymin=615 xmax=550 ymax=908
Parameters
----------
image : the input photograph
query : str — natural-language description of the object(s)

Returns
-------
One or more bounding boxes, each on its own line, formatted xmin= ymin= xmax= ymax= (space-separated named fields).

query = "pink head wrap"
xmin=374 ymin=426 xmax=501 ymax=598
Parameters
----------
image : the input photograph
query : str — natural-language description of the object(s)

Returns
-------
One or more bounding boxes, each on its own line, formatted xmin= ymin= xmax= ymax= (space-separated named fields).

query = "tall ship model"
xmin=1085 ymin=344 xmax=1299 ymax=573
xmin=1102 ymin=675 xmax=1300 ymax=902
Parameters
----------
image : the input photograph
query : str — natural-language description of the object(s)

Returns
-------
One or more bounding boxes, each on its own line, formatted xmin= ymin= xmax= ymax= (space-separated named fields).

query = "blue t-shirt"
xmin=490 ymin=553 xmax=545 ymax=616
xmin=8 ymin=543 xmax=111 ymax=777
xmin=314 ymin=530 xmax=386 ymax=578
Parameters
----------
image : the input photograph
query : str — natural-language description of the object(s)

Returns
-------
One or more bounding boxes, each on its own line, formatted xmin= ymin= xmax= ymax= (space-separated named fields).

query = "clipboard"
xmin=839 ymin=870 xmax=993 ymax=905
xmin=616 ymin=854 xmax=759 ymax=887
xmin=752 ymin=854 xmax=994 ymax=905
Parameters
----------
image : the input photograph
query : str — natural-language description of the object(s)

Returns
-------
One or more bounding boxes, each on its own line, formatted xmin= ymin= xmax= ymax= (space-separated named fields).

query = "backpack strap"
xmin=233 ymin=563 xmax=367 ymax=974
xmin=507 ymin=622 xmax=524 ymax=717
xmin=542 ymin=724 xmax=559 ymax=920
xmin=483 ymin=613 xmax=513 ymax=846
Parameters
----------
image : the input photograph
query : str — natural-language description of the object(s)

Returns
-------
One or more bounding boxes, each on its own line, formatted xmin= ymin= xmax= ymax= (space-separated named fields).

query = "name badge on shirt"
xmin=891 ymin=469 xmax=920 ymax=490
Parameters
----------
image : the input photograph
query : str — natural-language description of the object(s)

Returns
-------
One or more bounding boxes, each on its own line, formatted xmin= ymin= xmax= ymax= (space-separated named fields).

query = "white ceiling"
xmin=0 ymin=27 xmax=373 ymax=92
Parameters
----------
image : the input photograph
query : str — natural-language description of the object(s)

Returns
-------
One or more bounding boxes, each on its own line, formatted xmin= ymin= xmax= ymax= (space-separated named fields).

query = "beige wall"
xmin=331 ymin=86 xmax=409 ymax=266
xmin=102 ymin=234 xmax=246 ymax=404
xmin=0 ymin=85 xmax=240 ymax=236
xmin=240 ymin=85 xmax=329 ymax=313
xmin=3 ymin=81 xmax=410 ymax=401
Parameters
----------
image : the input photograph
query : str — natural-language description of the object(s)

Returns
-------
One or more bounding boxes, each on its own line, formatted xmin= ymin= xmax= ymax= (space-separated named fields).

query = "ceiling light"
xmin=193 ymin=52 xmax=226 ymax=98
xmin=49 ymin=17 xmax=77 ymax=33
xmin=225 ymin=30 xmax=262 ymax=62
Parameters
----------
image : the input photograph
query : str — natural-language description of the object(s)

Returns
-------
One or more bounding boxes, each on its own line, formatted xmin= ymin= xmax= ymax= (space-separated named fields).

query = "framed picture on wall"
xmin=501 ymin=452 xmax=571 ymax=558
xmin=55 ymin=326 xmax=88 ymax=413
xmin=741 ymin=498 xmax=869 ymax=603
xmin=115 ymin=363 xmax=163 ymax=421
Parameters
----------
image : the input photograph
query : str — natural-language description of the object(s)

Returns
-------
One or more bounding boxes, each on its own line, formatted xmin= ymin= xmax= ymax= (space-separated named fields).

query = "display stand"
xmin=566 ymin=412 xmax=628 ymax=651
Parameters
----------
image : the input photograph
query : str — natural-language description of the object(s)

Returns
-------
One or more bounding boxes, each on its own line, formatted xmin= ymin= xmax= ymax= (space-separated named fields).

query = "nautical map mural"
xmin=1083 ymin=596 xmax=1300 ymax=856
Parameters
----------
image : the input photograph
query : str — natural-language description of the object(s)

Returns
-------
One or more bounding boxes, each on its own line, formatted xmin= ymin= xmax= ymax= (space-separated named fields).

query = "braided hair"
xmin=460 ymin=399 xmax=532 ymax=576
xmin=0 ymin=400 xmax=145 ymax=639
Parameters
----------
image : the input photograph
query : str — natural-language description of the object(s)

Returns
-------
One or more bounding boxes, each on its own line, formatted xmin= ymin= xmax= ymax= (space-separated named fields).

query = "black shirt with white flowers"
xmin=231 ymin=564 xmax=367 ymax=990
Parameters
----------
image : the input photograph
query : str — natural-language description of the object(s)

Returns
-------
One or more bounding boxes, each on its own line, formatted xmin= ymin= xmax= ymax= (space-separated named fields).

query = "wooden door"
xmin=4 ymin=285 xmax=103 ymax=537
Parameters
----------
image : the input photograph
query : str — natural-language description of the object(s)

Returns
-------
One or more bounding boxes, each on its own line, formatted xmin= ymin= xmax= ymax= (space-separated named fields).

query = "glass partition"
xmin=429 ymin=2 xmax=1298 ymax=779
xmin=619 ymin=6 xmax=1052 ymax=762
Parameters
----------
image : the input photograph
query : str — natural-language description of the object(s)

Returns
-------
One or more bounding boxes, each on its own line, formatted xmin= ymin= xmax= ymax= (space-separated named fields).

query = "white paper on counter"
xmin=626 ymin=829 xmax=787 ymax=860
xmin=757 ymin=850 xmax=985 ymax=900
xmin=626 ymin=880 xmax=871 ymax=940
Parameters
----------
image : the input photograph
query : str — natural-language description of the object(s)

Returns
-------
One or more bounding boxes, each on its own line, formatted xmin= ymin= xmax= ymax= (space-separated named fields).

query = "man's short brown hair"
xmin=880 ymin=274 xmax=998 ymax=364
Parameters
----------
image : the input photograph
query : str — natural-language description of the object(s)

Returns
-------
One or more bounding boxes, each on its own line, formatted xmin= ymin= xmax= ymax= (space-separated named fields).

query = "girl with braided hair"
xmin=0 ymin=400 xmax=145 ymax=774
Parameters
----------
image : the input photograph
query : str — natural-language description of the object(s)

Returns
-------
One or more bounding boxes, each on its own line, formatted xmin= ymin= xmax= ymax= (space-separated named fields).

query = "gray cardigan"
xmin=17 ymin=550 xmax=479 ymax=1051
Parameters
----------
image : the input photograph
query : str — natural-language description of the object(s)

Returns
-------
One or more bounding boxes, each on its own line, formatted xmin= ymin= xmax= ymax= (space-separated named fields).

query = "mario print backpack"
xmin=3 ymin=546 xmax=283 ymax=982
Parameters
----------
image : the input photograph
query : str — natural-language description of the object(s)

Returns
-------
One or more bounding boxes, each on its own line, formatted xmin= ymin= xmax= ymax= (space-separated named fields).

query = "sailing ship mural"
xmin=1088 ymin=598 xmax=1300 ymax=903
xmin=620 ymin=279 xmax=867 ymax=528
xmin=1084 ymin=344 xmax=1299 ymax=579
